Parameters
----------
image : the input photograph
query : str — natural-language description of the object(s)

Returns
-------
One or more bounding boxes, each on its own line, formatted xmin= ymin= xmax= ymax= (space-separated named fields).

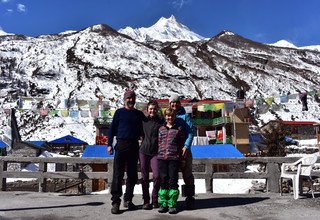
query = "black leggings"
xmin=158 ymin=159 xmax=179 ymax=190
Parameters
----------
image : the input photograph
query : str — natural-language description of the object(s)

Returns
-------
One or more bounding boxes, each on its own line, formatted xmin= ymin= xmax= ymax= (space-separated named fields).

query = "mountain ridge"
xmin=0 ymin=17 xmax=320 ymax=144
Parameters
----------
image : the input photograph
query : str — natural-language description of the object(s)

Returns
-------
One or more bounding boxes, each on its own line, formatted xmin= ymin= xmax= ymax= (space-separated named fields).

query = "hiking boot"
xmin=152 ymin=202 xmax=159 ymax=209
xmin=142 ymin=203 xmax=152 ymax=210
xmin=168 ymin=207 xmax=178 ymax=214
xmin=158 ymin=206 xmax=168 ymax=213
xmin=185 ymin=196 xmax=195 ymax=210
xmin=123 ymin=201 xmax=137 ymax=210
xmin=111 ymin=203 xmax=120 ymax=214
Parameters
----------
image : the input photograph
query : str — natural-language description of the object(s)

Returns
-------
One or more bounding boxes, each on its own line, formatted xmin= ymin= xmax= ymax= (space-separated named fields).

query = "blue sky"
xmin=1 ymin=0 xmax=320 ymax=46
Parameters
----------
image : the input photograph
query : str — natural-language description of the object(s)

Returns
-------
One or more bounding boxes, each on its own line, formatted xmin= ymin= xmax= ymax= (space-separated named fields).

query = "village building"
xmin=10 ymin=141 xmax=47 ymax=158
xmin=154 ymin=99 xmax=252 ymax=154
xmin=261 ymin=120 xmax=317 ymax=140
xmin=6 ymin=140 xmax=48 ymax=171
xmin=47 ymin=135 xmax=88 ymax=155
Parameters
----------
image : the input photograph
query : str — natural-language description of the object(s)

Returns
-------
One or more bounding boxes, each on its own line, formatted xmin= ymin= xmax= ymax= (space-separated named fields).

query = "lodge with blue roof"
xmin=47 ymin=135 xmax=88 ymax=154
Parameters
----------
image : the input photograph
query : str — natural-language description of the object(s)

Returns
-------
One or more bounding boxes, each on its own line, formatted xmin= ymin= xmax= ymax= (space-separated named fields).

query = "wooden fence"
xmin=0 ymin=156 xmax=319 ymax=193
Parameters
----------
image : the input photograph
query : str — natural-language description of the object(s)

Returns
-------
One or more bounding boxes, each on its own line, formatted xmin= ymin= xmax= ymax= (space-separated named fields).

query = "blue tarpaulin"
xmin=0 ymin=141 xmax=8 ymax=149
xmin=82 ymin=145 xmax=113 ymax=158
xmin=191 ymin=144 xmax=244 ymax=158
xmin=82 ymin=144 xmax=244 ymax=158
xmin=284 ymin=136 xmax=299 ymax=145
xmin=48 ymin=135 xmax=87 ymax=145
xmin=249 ymin=134 xmax=264 ymax=143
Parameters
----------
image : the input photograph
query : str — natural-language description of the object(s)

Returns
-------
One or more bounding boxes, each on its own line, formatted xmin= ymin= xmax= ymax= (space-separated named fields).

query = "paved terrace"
xmin=1 ymin=191 xmax=320 ymax=220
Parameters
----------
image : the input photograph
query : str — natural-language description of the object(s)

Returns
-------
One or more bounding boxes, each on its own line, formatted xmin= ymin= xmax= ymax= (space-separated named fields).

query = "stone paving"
xmin=1 ymin=191 xmax=320 ymax=220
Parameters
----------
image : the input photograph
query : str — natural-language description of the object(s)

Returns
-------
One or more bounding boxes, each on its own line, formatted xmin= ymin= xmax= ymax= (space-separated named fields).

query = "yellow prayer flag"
xmin=60 ymin=109 xmax=69 ymax=117
xmin=265 ymin=97 xmax=274 ymax=106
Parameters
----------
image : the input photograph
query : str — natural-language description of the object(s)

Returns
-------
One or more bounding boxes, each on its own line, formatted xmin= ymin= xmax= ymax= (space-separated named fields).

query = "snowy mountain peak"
xmin=270 ymin=40 xmax=297 ymax=48
xmin=0 ymin=27 xmax=13 ymax=36
xmin=222 ymin=30 xmax=235 ymax=36
xmin=154 ymin=15 xmax=180 ymax=28
xmin=118 ymin=15 xmax=204 ymax=42
xmin=216 ymin=30 xmax=236 ymax=38
xmin=157 ymin=15 xmax=176 ymax=23
xmin=270 ymin=40 xmax=320 ymax=52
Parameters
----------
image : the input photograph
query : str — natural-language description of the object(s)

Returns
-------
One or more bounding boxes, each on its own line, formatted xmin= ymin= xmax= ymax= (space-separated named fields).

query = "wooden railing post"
xmin=0 ymin=160 xmax=7 ymax=191
xmin=266 ymin=162 xmax=281 ymax=193
xmin=38 ymin=161 xmax=47 ymax=192
xmin=107 ymin=161 xmax=113 ymax=188
xmin=205 ymin=163 xmax=213 ymax=193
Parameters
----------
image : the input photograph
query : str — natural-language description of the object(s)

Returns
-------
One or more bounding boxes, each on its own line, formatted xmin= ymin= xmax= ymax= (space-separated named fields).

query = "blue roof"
xmin=0 ymin=141 xmax=8 ymax=149
xmin=191 ymin=144 xmax=244 ymax=158
xmin=249 ymin=134 xmax=264 ymax=143
xmin=82 ymin=145 xmax=114 ymax=158
xmin=48 ymin=135 xmax=88 ymax=145
xmin=25 ymin=141 xmax=47 ymax=149
xmin=82 ymin=144 xmax=244 ymax=158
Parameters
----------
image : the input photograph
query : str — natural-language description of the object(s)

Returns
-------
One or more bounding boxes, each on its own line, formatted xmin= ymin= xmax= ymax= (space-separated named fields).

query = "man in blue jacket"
xmin=169 ymin=94 xmax=195 ymax=210
xmin=108 ymin=89 xmax=145 ymax=214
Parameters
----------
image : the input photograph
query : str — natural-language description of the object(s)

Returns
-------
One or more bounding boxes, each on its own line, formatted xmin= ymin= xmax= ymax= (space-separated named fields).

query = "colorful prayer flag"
xmin=60 ymin=109 xmax=69 ymax=117
xmin=280 ymin=95 xmax=289 ymax=103
xmin=80 ymin=110 xmax=90 ymax=117
xmin=69 ymin=110 xmax=79 ymax=118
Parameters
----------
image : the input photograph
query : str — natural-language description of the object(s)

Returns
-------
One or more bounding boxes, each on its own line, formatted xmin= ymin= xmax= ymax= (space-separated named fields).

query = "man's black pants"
xmin=111 ymin=148 xmax=139 ymax=205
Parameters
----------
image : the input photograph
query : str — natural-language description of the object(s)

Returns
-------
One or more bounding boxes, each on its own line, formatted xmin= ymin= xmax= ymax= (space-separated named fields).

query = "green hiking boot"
xmin=158 ymin=188 xmax=169 ymax=208
xmin=168 ymin=189 xmax=179 ymax=208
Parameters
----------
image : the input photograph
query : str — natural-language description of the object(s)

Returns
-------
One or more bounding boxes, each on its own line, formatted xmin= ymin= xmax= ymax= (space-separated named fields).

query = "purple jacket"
xmin=157 ymin=123 xmax=185 ymax=161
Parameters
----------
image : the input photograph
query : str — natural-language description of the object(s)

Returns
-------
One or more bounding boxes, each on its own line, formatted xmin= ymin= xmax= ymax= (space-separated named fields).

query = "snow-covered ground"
xmin=286 ymin=139 xmax=318 ymax=157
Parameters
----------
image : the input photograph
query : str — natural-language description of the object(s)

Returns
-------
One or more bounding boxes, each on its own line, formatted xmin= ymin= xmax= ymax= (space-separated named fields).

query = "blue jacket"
xmin=175 ymin=106 xmax=194 ymax=149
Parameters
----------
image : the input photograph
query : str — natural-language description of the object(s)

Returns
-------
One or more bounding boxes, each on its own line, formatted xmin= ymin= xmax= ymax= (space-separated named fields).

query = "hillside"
xmin=1 ymin=17 xmax=320 ymax=144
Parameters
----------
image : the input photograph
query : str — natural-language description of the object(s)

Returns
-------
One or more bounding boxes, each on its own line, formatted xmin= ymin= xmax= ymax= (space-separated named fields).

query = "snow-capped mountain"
xmin=0 ymin=28 xmax=12 ymax=36
xmin=300 ymin=45 xmax=320 ymax=52
xmin=119 ymin=15 xmax=204 ymax=42
xmin=1 ymin=19 xmax=320 ymax=145
xmin=270 ymin=40 xmax=320 ymax=52
xmin=269 ymin=40 xmax=297 ymax=49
